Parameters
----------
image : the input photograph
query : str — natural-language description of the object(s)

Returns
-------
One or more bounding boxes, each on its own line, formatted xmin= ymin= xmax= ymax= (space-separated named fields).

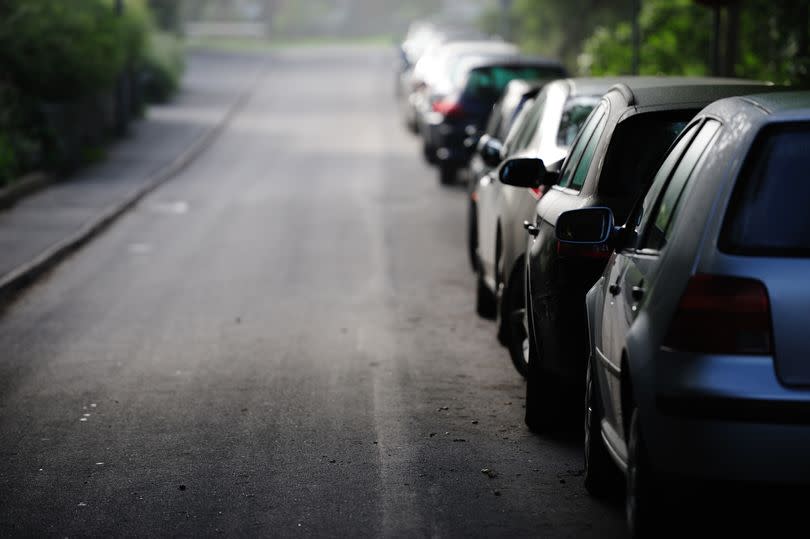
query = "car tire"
xmin=423 ymin=141 xmax=438 ymax=165
xmin=439 ymin=164 xmax=456 ymax=185
xmin=583 ymin=359 xmax=616 ymax=497
xmin=626 ymin=407 xmax=659 ymax=538
xmin=475 ymin=271 xmax=496 ymax=320
xmin=468 ymin=200 xmax=479 ymax=273
xmin=502 ymin=266 xmax=529 ymax=378
xmin=524 ymin=308 xmax=561 ymax=432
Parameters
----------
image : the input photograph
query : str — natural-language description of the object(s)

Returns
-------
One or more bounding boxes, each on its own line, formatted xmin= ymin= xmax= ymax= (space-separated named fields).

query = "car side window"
xmin=569 ymin=114 xmax=607 ymax=191
xmin=640 ymin=119 xmax=721 ymax=252
xmin=558 ymin=104 xmax=606 ymax=189
xmin=511 ymin=93 xmax=546 ymax=152
xmin=623 ymin=122 xmax=700 ymax=250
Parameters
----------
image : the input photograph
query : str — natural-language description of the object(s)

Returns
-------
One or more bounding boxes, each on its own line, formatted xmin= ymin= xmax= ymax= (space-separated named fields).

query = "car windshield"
xmin=556 ymin=96 xmax=601 ymax=148
xmin=463 ymin=65 xmax=565 ymax=101
xmin=721 ymin=123 xmax=810 ymax=256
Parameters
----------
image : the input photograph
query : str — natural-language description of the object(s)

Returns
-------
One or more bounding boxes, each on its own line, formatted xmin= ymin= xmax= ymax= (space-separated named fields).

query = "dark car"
xmin=422 ymin=55 xmax=567 ymax=184
xmin=498 ymin=78 xmax=774 ymax=432
xmin=466 ymin=78 xmax=544 ymax=272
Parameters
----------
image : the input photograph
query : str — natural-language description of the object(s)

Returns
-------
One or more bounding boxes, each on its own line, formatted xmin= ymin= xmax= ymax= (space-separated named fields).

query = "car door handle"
xmin=609 ymin=284 xmax=621 ymax=296
xmin=631 ymin=286 xmax=645 ymax=301
xmin=523 ymin=221 xmax=540 ymax=237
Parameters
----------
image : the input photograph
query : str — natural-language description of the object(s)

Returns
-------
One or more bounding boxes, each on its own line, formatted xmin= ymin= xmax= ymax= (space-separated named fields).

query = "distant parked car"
xmin=558 ymin=91 xmax=808 ymax=537
xmin=473 ymin=78 xmax=612 ymax=377
xmin=466 ymin=78 xmax=544 ymax=272
xmin=404 ymin=39 xmax=517 ymax=135
xmin=423 ymin=55 xmax=567 ymax=184
xmin=498 ymin=78 xmax=773 ymax=433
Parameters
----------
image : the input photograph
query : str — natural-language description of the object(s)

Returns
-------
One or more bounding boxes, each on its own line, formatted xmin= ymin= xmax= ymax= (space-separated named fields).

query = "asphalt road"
xmin=0 ymin=47 xmax=627 ymax=537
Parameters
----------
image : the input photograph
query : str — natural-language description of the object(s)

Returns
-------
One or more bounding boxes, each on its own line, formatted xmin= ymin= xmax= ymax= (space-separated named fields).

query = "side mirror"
xmin=555 ymin=207 xmax=615 ymax=258
xmin=498 ymin=157 xmax=545 ymax=188
xmin=479 ymin=136 xmax=503 ymax=168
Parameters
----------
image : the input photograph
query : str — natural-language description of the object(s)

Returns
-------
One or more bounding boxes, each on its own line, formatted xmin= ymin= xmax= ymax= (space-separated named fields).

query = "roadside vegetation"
xmin=0 ymin=0 xmax=185 ymax=187
xmin=487 ymin=0 xmax=810 ymax=85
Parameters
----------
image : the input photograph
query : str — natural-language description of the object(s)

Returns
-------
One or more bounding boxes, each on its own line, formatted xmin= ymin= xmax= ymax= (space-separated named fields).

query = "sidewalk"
xmin=0 ymin=50 xmax=267 ymax=305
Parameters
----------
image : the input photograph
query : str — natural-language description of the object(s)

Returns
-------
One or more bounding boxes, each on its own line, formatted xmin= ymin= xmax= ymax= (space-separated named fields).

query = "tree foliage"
xmin=0 ymin=0 xmax=152 ymax=102
xmin=506 ymin=0 xmax=810 ymax=85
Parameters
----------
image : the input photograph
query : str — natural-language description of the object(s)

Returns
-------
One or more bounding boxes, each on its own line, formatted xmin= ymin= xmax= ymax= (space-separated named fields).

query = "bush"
xmin=0 ymin=0 xmax=138 ymax=101
xmin=140 ymin=31 xmax=185 ymax=103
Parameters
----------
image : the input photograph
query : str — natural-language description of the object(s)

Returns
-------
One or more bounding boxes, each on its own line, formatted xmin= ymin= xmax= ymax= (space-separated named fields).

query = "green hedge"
xmin=0 ymin=0 xmax=184 ymax=185
xmin=141 ymin=31 xmax=185 ymax=103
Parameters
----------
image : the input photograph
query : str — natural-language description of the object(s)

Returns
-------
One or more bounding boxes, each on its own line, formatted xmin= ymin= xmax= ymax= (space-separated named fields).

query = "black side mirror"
xmin=498 ymin=157 xmax=545 ymax=188
xmin=479 ymin=136 xmax=503 ymax=168
xmin=555 ymin=207 xmax=615 ymax=258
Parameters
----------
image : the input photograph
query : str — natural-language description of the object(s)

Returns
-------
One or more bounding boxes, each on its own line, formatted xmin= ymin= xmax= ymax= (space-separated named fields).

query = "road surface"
xmin=0 ymin=47 xmax=626 ymax=537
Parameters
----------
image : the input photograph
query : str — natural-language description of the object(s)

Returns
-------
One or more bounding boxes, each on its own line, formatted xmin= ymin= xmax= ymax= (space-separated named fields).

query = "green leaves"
xmin=0 ymin=0 xmax=151 ymax=101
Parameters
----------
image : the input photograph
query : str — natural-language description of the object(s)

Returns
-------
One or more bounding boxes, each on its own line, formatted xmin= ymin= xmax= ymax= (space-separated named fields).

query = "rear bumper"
xmin=642 ymin=351 xmax=810 ymax=484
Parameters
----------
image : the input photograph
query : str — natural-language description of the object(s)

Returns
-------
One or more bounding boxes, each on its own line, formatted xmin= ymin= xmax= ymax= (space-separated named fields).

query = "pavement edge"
xmin=0 ymin=71 xmax=261 ymax=310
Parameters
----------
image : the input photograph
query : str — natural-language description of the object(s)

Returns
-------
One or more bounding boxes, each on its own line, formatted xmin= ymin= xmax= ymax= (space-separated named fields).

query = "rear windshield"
xmin=598 ymin=112 xmax=693 ymax=207
xmin=720 ymin=123 xmax=810 ymax=257
xmin=557 ymin=96 xmax=600 ymax=148
xmin=463 ymin=65 xmax=566 ymax=101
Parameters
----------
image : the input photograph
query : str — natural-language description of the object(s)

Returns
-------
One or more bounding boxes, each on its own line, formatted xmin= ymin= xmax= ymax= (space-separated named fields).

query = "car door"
xmin=478 ymin=99 xmax=538 ymax=286
xmin=599 ymin=119 xmax=722 ymax=440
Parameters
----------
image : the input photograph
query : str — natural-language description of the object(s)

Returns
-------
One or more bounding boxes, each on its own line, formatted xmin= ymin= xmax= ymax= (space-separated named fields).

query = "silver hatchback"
xmin=556 ymin=91 xmax=810 ymax=536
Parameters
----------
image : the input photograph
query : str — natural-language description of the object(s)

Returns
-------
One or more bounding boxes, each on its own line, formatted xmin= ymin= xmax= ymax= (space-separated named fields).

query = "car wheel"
xmin=468 ymin=200 xmax=479 ymax=273
xmin=439 ymin=164 xmax=456 ymax=185
xmin=475 ymin=271 xmax=497 ymax=319
xmin=503 ymin=267 xmax=529 ymax=377
xmin=626 ymin=407 xmax=659 ymax=538
xmin=423 ymin=141 xmax=439 ymax=165
xmin=583 ymin=359 xmax=616 ymax=496
xmin=524 ymin=306 xmax=561 ymax=432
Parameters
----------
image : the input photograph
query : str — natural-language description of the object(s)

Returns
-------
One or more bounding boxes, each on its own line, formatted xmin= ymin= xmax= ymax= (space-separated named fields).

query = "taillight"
xmin=432 ymin=99 xmax=464 ymax=119
xmin=662 ymin=274 xmax=772 ymax=355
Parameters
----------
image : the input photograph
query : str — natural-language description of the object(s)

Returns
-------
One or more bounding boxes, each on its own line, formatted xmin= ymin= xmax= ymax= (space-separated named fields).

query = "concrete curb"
xmin=0 ymin=172 xmax=54 ymax=211
xmin=0 ymin=75 xmax=259 ymax=309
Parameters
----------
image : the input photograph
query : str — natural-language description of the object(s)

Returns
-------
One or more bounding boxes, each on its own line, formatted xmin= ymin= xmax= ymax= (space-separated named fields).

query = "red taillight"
xmin=662 ymin=274 xmax=772 ymax=355
xmin=530 ymin=186 xmax=545 ymax=200
xmin=432 ymin=99 xmax=464 ymax=118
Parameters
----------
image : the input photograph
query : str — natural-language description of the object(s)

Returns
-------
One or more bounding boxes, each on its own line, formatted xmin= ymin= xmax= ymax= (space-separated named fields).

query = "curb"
xmin=0 ymin=73 xmax=260 ymax=310
xmin=0 ymin=172 xmax=54 ymax=211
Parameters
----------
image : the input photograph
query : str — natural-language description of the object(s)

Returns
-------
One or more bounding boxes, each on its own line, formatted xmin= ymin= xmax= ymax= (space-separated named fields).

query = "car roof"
xmin=436 ymin=40 xmax=517 ymax=55
xmin=458 ymin=54 xmax=565 ymax=71
xmin=604 ymin=77 xmax=772 ymax=108
xmin=558 ymin=77 xmax=633 ymax=97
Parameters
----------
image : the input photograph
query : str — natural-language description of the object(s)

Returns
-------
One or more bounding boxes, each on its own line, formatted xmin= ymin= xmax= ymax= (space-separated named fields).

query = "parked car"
xmin=466 ymin=78 xmax=544 ymax=272
xmin=404 ymin=39 xmax=517 ymax=135
xmin=555 ymin=91 xmax=809 ymax=537
xmin=498 ymin=78 xmax=773 ymax=433
xmin=473 ymin=78 xmax=613 ymax=377
xmin=423 ymin=55 xmax=567 ymax=184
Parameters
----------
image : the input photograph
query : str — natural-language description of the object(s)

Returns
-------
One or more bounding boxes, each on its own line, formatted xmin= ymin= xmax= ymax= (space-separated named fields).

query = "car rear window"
xmin=464 ymin=65 xmax=566 ymax=101
xmin=598 ymin=111 xmax=693 ymax=202
xmin=720 ymin=123 xmax=810 ymax=257
xmin=556 ymin=96 xmax=600 ymax=147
